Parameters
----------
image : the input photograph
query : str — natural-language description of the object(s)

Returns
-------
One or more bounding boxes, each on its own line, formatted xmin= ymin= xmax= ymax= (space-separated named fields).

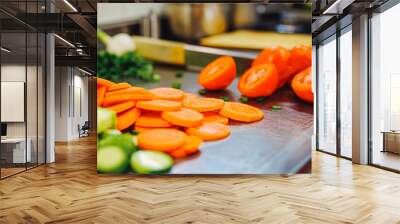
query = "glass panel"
xmin=38 ymin=32 xmax=45 ymax=165
xmin=317 ymin=36 xmax=337 ymax=154
xmin=1 ymin=31 xmax=27 ymax=177
xmin=27 ymin=31 xmax=38 ymax=169
xmin=339 ymin=29 xmax=352 ymax=158
xmin=371 ymin=4 xmax=400 ymax=171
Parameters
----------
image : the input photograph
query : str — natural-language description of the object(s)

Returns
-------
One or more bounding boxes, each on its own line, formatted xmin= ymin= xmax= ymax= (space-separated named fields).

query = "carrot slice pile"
xmin=107 ymin=82 xmax=131 ymax=92
xmin=116 ymin=107 xmax=141 ymax=131
xmin=150 ymin=88 xmax=184 ymax=101
xmin=97 ymin=77 xmax=114 ymax=89
xmin=169 ymin=135 xmax=202 ymax=158
xmin=136 ymin=100 xmax=181 ymax=111
xmin=136 ymin=112 xmax=174 ymax=128
xmin=182 ymin=97 xmax=224 ymax=112
xmin=186 ymin=122 xmax=230 ymax=141
xmin=161 ymin=108 xmax=204 ymax=127
xmin=106 ymin=101 xmax=135 ymax=114
xmin=219 ymin=102 xmax=263 ymax=122
xmin=135 ymin=126 xmax=178 ymax=132
xmin=138 ymin=129 xmax=187 ymax=152
xmin=202 ymin=112 xmax=229 ymax=124
xmin=105 ymin=87 xmax=149 ymax=98
xmin=97 ymin=86 xmax=106 ymax=107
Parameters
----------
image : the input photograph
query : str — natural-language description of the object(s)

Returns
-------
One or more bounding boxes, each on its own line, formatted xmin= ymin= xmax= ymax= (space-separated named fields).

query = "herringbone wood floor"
xmin=0 ymin=136 xmax=400 ymax=224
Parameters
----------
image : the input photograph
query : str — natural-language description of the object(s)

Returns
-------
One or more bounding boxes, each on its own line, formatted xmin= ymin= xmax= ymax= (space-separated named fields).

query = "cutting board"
xmin=201 ymin=30 xmax=311 ymax=50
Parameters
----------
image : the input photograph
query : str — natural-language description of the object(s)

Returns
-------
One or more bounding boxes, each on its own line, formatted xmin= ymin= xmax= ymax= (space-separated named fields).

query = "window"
xmin=339 ymin=27 xmax=352 ymax=158
xmin=370 ymin=2 xmax=400 ymax=171
xmin=317 ymin=35 xmax=337 ymax=154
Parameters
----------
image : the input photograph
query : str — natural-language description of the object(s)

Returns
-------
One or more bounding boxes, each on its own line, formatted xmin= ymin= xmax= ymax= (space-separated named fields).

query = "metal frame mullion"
xmin=316 ymin=44 xmax=320 ymax=151
xmin=336 ymin=25 xmax=342 ymax=157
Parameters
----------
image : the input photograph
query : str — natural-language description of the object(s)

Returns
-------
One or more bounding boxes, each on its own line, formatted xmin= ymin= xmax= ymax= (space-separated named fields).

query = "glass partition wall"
xmin=317 ymin=35 xmax=337 ymax=155
xmin=0 ymin=3 xmax=46 ymax=179
xmin=316 ymin=26 xmax=353 ymax=159
xmin=370 ymin=2 xmax=400 ymax=171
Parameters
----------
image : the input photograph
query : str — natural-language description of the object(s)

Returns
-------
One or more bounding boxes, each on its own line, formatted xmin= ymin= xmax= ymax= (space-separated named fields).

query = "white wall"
xmin=54 ymin=67 xmax=89 ymax=141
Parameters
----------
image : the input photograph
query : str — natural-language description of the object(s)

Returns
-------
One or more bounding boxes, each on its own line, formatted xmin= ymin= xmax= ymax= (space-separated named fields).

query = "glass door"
xmin=370 ymin=2 xmax=400 ymax=171
xmin=317 ymin=35 xmax=337 ymax=154
xmin=339 ymin=26 xmax=352 ymax=158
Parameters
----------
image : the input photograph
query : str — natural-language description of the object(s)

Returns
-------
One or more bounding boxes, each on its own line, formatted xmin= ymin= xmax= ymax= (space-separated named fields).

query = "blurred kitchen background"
xmin=98 ymin=3 xmax=311 ymax=49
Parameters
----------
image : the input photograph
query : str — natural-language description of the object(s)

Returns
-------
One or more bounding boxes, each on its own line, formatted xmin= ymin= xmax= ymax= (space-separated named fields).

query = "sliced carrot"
xmin=182 ymin=97 xmax=224 ymax=112
xmin=105 ymin=101 xmax=135 ymax=114
xmin=97 ymin=77 xmax=114 ymax=89
xmin=186 ymin=122 xmax=230 ymax=141
xmin=138 ymin=128 xmax=187 ymax=152
xmin=134 ymin=126 xmax=179 ymax=132
xmin=107 ymin=82 xmax=132 ymax=92
xmin=116 ymin=107 xmax=141 ymax=131
xmin=136 ymin=100 xmax=181 ymax=112
xmin=103 ymin=94 xmax=152 ymax=107
xmin=105 ymin=87 xmax=149 ymax=98
xmin=161 ymin=108 xmax=204 ymax=127
xmin=198 ymin=56 xmax=236 ymax=90
xmin=169 ymin=149 xmax=188 ymax=158
xmin=202 ymin=112 xmax=229 ymax=124
xmin=183 ymin=92 xmax=197 ymax=100
xmin=136 ymin=112 xmax=174 ymax=128
xmin=238 ymin=63 xmax=279 ymax=98
xmin=150 ymin=88 xmax=184 ymax=101
xmin=169 ymin=135 xmax=202 ymax=158
xmin=97 ymin=86 xmax=106 ymax=107
xmin=219 ymin=102 xmax=263 ymax=122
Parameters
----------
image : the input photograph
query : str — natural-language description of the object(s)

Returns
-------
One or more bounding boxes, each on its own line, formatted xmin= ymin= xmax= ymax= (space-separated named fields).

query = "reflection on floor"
xmin=0 ymin=135 xmax=400 ymax=223
xmin=0 ymin=163 xmax=43 ymax=178
xmin=373 ymin=150 xmax=400 ymax=171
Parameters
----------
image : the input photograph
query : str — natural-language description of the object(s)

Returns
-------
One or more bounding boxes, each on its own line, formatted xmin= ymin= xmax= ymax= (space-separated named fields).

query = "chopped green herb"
xmin=97 ymin=50 xmax=157 ymax=82
xmin=239 ymin=96 xmax=249 ymax=103
xmin=198 ymin=89 xmax=207 ymax=95
xmin=271 ymin=105 xmax=282 ymax=111
xmin=152 ymin=74 xmax=161 ymax=81
xmin=130 ymin=130 xmax=139 ymax=135
xmin=175 ymin=71 xmax=184 ymax=78
xmin=220 ymin=96 xmax=229 ymax=102
xmin=171 ymin=82 xmax=181 ymax=89
xmin=255 ymin=97 xmax=267 ymax=103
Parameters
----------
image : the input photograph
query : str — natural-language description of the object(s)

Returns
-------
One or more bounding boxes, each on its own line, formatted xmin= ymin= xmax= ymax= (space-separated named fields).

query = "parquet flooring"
xmin=0 ymin=135 xmax=400 ymax=224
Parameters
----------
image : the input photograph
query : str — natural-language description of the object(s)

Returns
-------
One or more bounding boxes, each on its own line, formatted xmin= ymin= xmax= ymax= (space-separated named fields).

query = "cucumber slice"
xmin=97 ymin=108 xmax=116 ymax=134
xmin=103 ymin=129 xmax=122 ymax=138
xmin=98 ymin=133 xmax=137 ymax=155
xmin=130 ymin=151 xmax=173 ymax=174
xmin=97 ymin=146 xmax=129 ymax=173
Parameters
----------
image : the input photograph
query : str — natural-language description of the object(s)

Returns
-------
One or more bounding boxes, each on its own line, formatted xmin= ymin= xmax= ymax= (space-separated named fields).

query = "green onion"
xmin=239 ymin=96 xmax=249 ymax=103
xmin=175 ymin=71 xmax=184 ymax=78
xmin=256 ymin=97 xmax=267 ymax=103
xmin=152 ymin=74 xmax=161 ymax=81
xmin=220 ymin=96 xmax=229 ymax=102
xmin=198 ymin=89 xmax=207 ymax=95
xmin=171 ymin=82 xmax=181 ymax=89
xmin=271 ymin=105 xmax=282 ymax=111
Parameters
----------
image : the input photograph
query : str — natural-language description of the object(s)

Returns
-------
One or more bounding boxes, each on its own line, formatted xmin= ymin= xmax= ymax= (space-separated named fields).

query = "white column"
xmin=352 ymin=14 xmax=369 ymax=164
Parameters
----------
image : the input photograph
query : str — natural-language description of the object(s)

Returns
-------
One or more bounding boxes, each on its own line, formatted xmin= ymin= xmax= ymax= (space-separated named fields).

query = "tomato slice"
xmin=286 ymin=45 xmax=312 ymax=81
xmin=198 ymin=56 xmax=236 ymax=90
xmin=252 ymin=47 xmax=290 ymax=88
xmin=238 ymin=64 xmax=279 ymax=98
xmin=291 ymin=67 xmax=313 ymax=103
